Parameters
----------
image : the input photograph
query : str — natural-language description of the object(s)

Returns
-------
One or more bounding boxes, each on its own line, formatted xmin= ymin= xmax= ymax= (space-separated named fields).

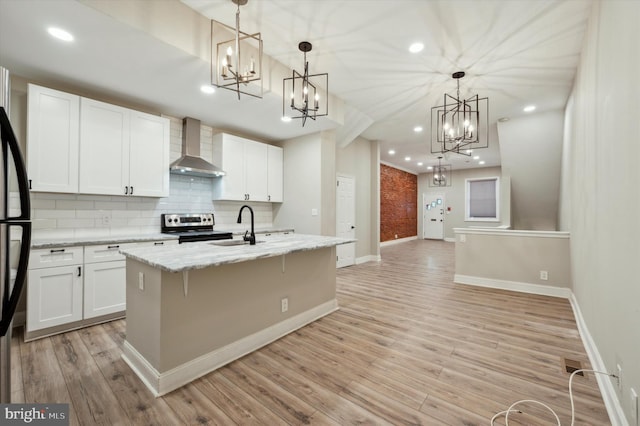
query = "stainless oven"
xmin=161 ymin=213 xmax=233 ymax=243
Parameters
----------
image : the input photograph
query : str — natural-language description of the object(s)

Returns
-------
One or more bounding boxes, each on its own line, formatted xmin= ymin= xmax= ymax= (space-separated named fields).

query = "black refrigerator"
xmin=0 ymin=66 xmax=31 ymax=403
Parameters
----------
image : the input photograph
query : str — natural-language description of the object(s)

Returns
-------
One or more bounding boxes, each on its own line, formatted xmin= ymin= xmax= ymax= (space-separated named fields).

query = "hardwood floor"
xmin=11 ymin=240 xmax=610 ymax=425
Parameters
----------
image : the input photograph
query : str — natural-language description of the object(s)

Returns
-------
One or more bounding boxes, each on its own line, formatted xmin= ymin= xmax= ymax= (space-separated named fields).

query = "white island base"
xmin=121 ymin=245 xmax=337 ymax=397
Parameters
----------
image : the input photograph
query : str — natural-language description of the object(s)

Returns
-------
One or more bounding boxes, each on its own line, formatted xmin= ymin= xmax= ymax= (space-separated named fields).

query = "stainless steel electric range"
xmin=161 ymin=213 xmax=233 ymax=243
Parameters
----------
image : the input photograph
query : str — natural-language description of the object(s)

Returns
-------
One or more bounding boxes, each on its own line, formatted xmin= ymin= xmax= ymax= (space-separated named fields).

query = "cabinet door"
xmin=83 ymin=260 xmax=126 ymax=319
xmin=267 ymin=145 xmax=283 ymax=202
xmin=244 ymin=140 xmax=268 ymax=202
xmin=79 ymin=98 xmax=130 ymax=195
xmin=129 ymin=111 xmax=170 ymax=197
xmin=213 ymin=135 xmax=246 ymax=201
xmin=27 ymin=265 xmax=83 ymax=332
xmin=27 ymin=84 xmax=80 ymax=193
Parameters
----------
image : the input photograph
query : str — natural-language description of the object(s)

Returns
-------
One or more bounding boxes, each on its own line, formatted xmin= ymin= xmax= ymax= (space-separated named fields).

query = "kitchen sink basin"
xmin=209 ymin=239 xmax=264 ymax=246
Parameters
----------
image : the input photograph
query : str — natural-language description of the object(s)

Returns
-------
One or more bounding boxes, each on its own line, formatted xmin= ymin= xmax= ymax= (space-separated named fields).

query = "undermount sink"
xmin=209 ymin=239 xmax=264 ymax=247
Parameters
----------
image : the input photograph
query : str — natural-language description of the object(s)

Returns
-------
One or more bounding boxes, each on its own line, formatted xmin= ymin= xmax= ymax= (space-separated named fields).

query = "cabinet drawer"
xmin=84 ymin=243 xmax=133 ymax=264
xmin=134 ymin=239 xmax=179 ymax=248
xmin=29 ymin=246 xmax=83 ymax=269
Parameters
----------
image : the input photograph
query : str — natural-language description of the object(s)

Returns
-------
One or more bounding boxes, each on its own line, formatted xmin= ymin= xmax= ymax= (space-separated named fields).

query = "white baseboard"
xmin=569 ymin=294 xmax=629 ymax=426
xmin=122 ymin=299 xmax=339 ymax=397
xmin=444 ymin=237 xmax=456 ymax=243
xmin=356 ymin=255 xmax=381 ymax=264
xmin=453 ymin=274 xmax=572 ymax=299
xmin=380 ymin=236 xmax=417 ymax=247
xmin=454 ymin=274 xmax=627 ymax=425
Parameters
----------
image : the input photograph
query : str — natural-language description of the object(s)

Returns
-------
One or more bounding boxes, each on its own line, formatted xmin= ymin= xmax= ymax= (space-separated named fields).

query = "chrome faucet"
xmin=237 ymin=205 xmax=256 ymax=245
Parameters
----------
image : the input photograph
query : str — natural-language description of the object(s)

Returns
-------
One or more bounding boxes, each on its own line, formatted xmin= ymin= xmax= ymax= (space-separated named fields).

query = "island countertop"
xmin=119 ymin=233 xmax=355 ymax=273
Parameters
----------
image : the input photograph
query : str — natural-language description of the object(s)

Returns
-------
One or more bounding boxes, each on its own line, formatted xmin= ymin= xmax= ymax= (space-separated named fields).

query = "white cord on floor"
xmin=490 ymin=369 xmax=616 ymax=426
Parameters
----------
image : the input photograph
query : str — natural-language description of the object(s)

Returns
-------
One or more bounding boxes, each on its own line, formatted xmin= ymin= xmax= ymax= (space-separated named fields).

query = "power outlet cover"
xmin=631 ymin=388 xmax=638 ymax=424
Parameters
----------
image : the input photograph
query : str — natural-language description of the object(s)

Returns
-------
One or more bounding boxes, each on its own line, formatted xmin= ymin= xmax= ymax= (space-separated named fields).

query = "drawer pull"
xmin=107 ymin=245 xmax=120 ymax=249
xmin=154 ymin=242 xmax=164 ymax=246
xmin=77 ymin=266 xmax=82 ymax=277
xmin=50 ymin=249 xmax=65 ymax=253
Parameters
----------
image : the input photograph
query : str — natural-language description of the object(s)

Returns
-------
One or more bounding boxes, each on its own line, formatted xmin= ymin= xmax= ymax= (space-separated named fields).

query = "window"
xmin=465 ymin=177 xmax=500 ymax=221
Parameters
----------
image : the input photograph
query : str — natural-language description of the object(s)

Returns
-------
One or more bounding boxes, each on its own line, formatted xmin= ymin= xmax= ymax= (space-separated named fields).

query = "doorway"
xmin=423 ymin=193 xmax=445 ymax=240
xmin=336 ymin=175 xmax=356 ymax=268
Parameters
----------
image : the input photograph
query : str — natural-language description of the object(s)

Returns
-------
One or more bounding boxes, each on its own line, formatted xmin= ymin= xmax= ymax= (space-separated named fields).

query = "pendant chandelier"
xmin=283 ymin=41 xmax=328 ymax=127
xmin=211 ymin=0 xmax=263 ymax=100
xmin=431 ymin=71 xmax=488 ymax=156
xmin=430 ymin=156 xmax=452 ymax=187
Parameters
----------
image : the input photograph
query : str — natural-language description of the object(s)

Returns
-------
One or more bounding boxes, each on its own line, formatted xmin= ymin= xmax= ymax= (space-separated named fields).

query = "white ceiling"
xmin=0 ymin=0 xmax=593 ymax=174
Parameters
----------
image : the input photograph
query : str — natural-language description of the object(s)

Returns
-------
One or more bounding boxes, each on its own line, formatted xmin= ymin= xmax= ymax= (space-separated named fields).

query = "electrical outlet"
xmin=459 ymin=234 xmax=466 ymax=243
xmin=540 ymin=270 xmax=548 ymax=280
xmin=101 ymin=213 xmax=111 ymax=226
xmin=138 ymin=272 xmax=144 ymax=291
xmin=394 ymin=234 xmax=398 ymax=239
xmin=616 ymin=364 xmax=623 ymax=391
xmin=281 ymin=297 xmax=288 ymax=313
xmin=631 ymin=388 xmax=638 ymax=424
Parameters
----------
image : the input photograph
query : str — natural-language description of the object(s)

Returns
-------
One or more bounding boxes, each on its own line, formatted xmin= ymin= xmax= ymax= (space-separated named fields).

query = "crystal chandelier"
xmin=430 ymin=156 xmax=451 ymax=187
xmin=431 ymin=71 xmax=488 ymax=156
xmin=211 ymin=0 xmax=262 ymax=100
xmin=283 ymin=42 xmax=328 ymax=126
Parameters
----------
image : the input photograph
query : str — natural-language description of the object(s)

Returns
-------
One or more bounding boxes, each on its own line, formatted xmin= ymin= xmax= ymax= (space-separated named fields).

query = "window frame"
xmin=465 ymin=176 xmax=500 ymax=222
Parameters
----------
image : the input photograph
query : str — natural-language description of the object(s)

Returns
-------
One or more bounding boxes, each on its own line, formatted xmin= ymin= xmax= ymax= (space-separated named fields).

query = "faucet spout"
xmin=237 ymin=205 xmax=256 ymax=245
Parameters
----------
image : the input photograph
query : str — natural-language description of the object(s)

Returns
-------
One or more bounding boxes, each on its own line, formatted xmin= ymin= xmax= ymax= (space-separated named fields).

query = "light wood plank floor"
xmin=12 ymin=240 xmax=610 ymax=425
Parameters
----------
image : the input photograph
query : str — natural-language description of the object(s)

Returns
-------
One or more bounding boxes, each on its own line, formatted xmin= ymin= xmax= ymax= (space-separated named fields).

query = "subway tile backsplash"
xmin=27 ymin=115 xmax=274 ymax=240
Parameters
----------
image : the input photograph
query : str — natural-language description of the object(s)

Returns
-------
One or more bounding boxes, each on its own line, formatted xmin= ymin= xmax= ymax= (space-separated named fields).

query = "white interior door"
xmin=423 ymin=193 xmax=445 ymax=240
xmin=336 ymin=175 xmax=355 ymax=268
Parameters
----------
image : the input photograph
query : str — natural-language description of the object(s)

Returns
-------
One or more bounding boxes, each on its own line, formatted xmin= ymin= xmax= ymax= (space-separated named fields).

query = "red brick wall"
xmin=380 ymin=163 xmax=417 ymax=242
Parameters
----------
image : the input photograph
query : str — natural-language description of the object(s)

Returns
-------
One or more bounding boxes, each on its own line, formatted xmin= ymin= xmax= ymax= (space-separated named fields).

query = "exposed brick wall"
xmin=380 ymin=163 xmax=417 ymax=242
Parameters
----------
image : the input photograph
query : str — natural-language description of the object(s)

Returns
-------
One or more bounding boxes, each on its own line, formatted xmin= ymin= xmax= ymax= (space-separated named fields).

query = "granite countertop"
xmin=119 ymin=233 xmax=355 ymax=273
xmin=31 ymin=233 xmax=179 ymax=249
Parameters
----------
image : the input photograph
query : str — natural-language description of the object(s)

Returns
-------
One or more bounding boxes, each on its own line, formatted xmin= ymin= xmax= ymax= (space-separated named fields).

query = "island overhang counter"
xmin=118 ymin=233 xmax=354 ymax=396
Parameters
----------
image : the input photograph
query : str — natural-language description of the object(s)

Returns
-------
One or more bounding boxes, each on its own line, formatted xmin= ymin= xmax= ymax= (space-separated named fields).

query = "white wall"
xmin=417 ymin=166 xmax=511 ymax=240
xmin=559 ymin=1 xmax=640 ymax=423
xmin=273 ymin=133 xmax=323 ymax=234
xmin=336 ymin=136 xmax=377 ymax=260
xmin=497 ymin=110 xmax=564 ymax=230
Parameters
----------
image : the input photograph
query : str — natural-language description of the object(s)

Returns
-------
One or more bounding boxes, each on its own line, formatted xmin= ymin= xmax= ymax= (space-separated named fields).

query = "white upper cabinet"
xmin=27 ymin=84 xmax=80 ymax=193
xmin=128 ymin=110 xmax=170 ymax=197
xmin=79 ymin=98 xmax=130 ymax=195
xmin=244 ymin=140 xmax=268 ymax=202
xmin=27 ymin=84 xmax=169 ymax=197
xmin=267 ymin=145 xmax=283 ymax=202
xmin=213 ymin=133 xmax=281 ymax=202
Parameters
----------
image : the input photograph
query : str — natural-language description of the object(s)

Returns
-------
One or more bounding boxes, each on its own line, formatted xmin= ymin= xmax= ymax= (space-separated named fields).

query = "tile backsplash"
xmin=26 ymin=115 xmax=274 ymax=240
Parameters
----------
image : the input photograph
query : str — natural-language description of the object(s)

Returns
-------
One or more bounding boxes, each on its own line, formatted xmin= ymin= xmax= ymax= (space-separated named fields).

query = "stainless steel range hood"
xmin=169 ymin=117 xmax=225 ymax=177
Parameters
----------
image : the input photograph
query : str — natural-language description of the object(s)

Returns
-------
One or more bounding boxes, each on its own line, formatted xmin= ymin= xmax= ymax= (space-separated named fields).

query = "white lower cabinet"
xmin=83 ymin=244 xmax=128 ymax=319
xmin=26 ymin=239 xmax=176 ymax=338
xmin=27 ymin=247 xmax=84 ymax=332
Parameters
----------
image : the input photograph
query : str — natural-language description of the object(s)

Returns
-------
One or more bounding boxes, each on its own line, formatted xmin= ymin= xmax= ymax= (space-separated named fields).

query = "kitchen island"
xmin=119 ymin=233 xmax=353 ymax=396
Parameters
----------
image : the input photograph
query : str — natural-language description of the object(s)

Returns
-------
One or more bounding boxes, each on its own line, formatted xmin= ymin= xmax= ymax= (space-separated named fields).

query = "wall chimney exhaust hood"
xmin=169 ymin=117 xmax=225 ymax=177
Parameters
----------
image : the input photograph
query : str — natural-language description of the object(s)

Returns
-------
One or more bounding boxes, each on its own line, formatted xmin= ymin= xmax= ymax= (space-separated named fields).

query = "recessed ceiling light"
xmin=200 ymin=85 xmax=215 ymax=94
xmin=47 ymin=27 xmax=74 ymax=42
xmin=466 ymin=149 xmax=472 ymax=154
xmin=413 ymin=126 xmax=423 ymax=132
xmin=498 ymin=117 xmax=510 ymax=122
xmin=388 ymin=149 xmax=395 ymax=155
xmin=405 ymin=156 xmax=411 ymax=161
xmin=409 ymin=42 xmax=424 ymax=53
xmin=417 ymin=162 xmax=423 ymax=166
xmin=479 ymin=160 xmax=486 ymax=165
xmin=523 ymin=105 xmax=536 ymax=112
xmin=473 ymin=156 xmax=480 ymax=160
xmin=281 ymin=116 xmax=292 ymax=123
xmin=427 ymin=166 xmax=433 ymax=170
